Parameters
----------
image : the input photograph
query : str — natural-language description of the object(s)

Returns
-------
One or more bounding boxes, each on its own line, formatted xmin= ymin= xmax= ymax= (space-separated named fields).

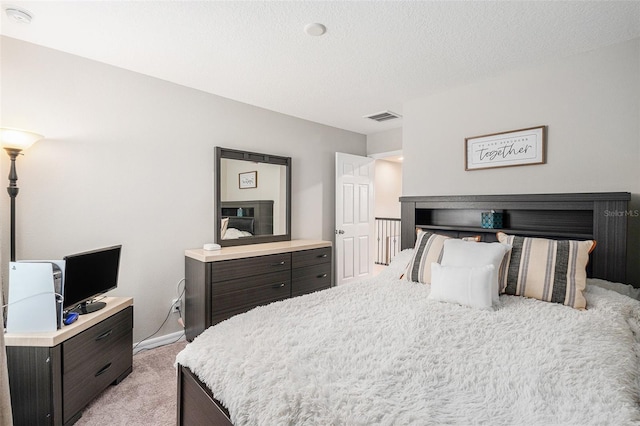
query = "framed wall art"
xmin=239 ymin=171 xmax=257 ymax=189
xmin=465 ymin=125 xmax=547 ymax=171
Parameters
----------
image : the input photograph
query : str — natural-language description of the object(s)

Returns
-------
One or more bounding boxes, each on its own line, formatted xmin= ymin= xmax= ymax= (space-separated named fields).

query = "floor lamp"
xmin=0 ymin=128 xmax=43 ymax=261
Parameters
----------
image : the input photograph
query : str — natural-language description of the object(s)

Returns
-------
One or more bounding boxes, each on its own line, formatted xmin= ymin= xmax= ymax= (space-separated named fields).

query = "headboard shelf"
xmin=417 ymin=208 xmax=593 ymax=234
xmin=221 ymin=200 xmax=274 ymax=236
xmin=401 ymin=192 xmax=631 ymax=283
xmin=416 ymin=224 xmax=593 ymax=241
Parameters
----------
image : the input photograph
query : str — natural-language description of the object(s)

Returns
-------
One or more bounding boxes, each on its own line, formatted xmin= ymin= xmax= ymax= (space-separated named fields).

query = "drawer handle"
xmin=272 ymin=283 xmax=286 ymax=289
xmin=95 ymin=362 xmax=112 ymax=377
xmin=317 ymin=254 xmax=328 ymax=258
xmin=95 ymin=330 xmax=113 ymax=341
xmin=272 ymin=261 xmax=286 ymax=266
xmin=317 ymin=274 xmax=327 ymax=278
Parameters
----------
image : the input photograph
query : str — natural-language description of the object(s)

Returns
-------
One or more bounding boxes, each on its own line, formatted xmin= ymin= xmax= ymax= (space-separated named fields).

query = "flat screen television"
xmin=63 ymin=245 xmax=122 ymax=314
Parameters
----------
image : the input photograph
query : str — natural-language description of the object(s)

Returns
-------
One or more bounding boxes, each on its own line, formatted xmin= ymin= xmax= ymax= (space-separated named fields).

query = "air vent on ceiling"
xmin=364 ymin=110 xmax=402 ymax=122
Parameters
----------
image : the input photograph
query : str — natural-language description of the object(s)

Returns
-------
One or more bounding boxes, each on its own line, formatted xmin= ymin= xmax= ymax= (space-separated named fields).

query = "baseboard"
xmin=133 ymin=330 xmax=186 ymax=354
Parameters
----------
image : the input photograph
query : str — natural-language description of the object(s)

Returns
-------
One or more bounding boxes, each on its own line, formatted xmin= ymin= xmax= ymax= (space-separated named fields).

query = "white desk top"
xmin=185 ymin=239 xmax=332 ymax=262
xmin=4 ymin=296 xmax=133 ymax=347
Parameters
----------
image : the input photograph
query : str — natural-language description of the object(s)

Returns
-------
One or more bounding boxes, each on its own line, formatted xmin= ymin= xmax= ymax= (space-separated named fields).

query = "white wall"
xmin=0 ymin=37 xmax=366 ymax=341
xmin=368 ymin=128 xmax=403 ymax=222
xmin=403 ymin=38 xmax=640 ymax=285
xmin=374 ymin=160 xmax=402 ymax=219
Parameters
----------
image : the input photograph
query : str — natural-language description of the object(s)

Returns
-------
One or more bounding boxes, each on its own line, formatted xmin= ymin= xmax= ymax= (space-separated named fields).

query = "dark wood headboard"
xmin=399 ymin=192 xmax=630 ymax=283
xmin=221 ymin=200 xmax=274 ymax=235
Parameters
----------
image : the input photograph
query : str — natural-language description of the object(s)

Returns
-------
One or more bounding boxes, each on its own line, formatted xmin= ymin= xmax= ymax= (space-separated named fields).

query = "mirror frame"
xmin=215 ymin=147 xmax=292 ymax=247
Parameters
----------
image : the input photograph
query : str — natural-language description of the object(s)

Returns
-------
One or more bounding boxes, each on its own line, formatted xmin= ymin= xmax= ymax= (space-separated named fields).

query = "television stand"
xmin=5 ymin=297 xmax=133 ymax=425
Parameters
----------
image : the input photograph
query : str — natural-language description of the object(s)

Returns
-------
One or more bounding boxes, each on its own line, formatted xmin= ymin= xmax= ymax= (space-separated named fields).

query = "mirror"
xmin=215 ymin=147 xmax=291 ymax=247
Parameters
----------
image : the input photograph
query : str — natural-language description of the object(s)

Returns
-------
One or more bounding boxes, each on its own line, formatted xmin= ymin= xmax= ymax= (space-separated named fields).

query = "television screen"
xmin=63 ymin=245 xmax=122 ymax=314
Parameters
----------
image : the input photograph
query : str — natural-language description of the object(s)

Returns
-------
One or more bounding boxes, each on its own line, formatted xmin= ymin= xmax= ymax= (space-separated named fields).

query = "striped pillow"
xmin=496 ymin=232 xmax=596 ymax=310
xmin=405 ymin=231 xmax=450 ymax=284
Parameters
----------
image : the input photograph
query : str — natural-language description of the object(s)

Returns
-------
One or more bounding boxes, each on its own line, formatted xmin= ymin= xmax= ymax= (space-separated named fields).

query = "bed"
xmin=176 ymin=192 xmax=638 ymax=425
xmin=221 ymin=217 xmax=255 ymax=239
xmin=220 ymin=200 xmax=274 ymax=239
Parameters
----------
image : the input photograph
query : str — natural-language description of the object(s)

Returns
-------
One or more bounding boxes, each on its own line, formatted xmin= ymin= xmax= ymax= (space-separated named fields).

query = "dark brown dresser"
xmin=5 ymin=297 xmax=133 ymax=425
xmin=184 ymin=240 xmax=332 ymax=341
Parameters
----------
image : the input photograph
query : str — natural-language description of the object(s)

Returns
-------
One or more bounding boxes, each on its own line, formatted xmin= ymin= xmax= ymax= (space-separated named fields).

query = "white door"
xmin=335 ymin=152 xmax=375 ymax=285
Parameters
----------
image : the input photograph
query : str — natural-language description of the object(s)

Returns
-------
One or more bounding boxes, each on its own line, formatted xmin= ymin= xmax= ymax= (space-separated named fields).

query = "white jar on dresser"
xmin=184 ymin=240 xmax=332 ymax=341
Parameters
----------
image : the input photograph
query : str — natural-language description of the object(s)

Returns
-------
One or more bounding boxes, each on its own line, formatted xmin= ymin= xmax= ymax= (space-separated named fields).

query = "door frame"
xmin=335 ymin=152 xmax=375 ymax=286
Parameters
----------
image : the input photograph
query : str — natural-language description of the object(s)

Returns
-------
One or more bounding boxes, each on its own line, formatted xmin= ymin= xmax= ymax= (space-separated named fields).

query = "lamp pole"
xmin=1 ymin=128 xmax=43 ymax=262
xmin=5 ymin=148 xmax=21 ymax=262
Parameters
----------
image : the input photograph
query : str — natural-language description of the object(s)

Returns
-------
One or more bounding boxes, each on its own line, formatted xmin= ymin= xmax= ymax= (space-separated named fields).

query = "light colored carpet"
xmin=76 ymin=340 xmax=187 ymax=426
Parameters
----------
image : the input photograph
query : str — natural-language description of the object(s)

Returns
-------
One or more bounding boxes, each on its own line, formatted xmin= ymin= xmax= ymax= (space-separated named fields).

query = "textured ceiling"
xmin=1 ymin=1 xmax=639 ymax=135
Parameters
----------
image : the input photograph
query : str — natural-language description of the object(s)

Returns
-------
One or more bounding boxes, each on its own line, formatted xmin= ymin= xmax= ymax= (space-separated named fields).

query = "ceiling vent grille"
xmin=364 ymin=110 xmax=402 ymax=122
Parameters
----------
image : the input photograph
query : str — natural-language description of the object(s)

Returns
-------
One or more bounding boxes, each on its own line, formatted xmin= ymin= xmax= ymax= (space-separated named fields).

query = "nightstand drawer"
xmin=62 ymin=307 xmax=132 ymax=374
xmin=292 ymin=263 xmax=331 ymax=297
xmin=292 ymin=247 xmax=331 ymax=268
xmin=62 ymin=334 xmax=131 ymax=423
xmin=210 ymin=253 xmax=291 ymax=282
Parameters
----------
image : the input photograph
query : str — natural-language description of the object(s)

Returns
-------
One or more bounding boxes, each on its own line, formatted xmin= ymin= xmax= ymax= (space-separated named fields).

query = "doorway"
xmin=370 ymin=151 xmax=403 ymax=274
xmin=334 ymin=151 xmax=402 ymax=284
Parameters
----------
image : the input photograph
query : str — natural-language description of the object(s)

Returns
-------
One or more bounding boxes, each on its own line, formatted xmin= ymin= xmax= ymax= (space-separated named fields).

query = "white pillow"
xmin=429 ymin=263 xmax=495 ymax=311
xmin=587 ymin=278 xmax=640 ymax=301
xmin=440 ymin=239 xmax=511 ymax=305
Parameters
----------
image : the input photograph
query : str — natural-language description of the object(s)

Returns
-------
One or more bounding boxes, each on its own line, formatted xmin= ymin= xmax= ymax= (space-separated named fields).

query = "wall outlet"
xmin=171 ymin=298 xmax=181 ymax=314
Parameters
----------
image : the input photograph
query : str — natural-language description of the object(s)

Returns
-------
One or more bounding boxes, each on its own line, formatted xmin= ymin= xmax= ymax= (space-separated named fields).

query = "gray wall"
xmin=367 ymin=128 xmax=402 ymax=155
xmin=402 ymin=37 xmax=640 ymax=285
xmin=0 ymin=37 xmax=366 ymax=341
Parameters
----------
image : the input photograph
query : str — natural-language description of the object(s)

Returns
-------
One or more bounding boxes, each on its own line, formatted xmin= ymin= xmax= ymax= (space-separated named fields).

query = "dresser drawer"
xmin=212 ymin=304 xmax=269 ymax=325
xmin=211 ymin=271 xmax=291 ymax=320
xmin=210 ymin=253 xmax=291 ymax=282
xmin=292 ymin=262 xmax=332 ymax=297
xmin=62 ymin=307 xmax=133 ymax=423
xmin=292 ymin=247 xmax=331 ymax=268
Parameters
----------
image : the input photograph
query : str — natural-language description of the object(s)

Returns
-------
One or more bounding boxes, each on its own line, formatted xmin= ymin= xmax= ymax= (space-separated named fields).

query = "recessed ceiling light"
xmin=5 ymin=7 xmax=33 ymax=24
xmin=304 ymin=23 xmax=326 ymax=37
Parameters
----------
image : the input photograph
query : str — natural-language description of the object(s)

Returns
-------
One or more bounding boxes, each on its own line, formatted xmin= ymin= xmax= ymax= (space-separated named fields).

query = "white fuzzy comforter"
xmin=176 ymin=250 xmax=640 ymax=425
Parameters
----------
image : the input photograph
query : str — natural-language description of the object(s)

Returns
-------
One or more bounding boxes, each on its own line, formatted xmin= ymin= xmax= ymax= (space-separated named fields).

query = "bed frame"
xmin=177 ymin=191 xmax=631 ymax=425
xmin=177 ymin=365 xmax=232 ymax=425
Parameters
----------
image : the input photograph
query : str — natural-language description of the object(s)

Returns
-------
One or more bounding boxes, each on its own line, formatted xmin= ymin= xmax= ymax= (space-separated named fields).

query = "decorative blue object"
xmin=237 ymin=208 xmax=243 ymax=217
xmin=481 ymin=210 xmax=503 ymax=229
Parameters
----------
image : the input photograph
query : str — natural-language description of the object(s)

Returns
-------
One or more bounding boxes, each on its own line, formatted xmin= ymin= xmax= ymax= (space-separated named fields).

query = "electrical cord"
xmin=3 ymin=280 xmax=188 ymax=352
xmin=1 ymin=292 xmax=63 ymax=308
xmin=2 ymin=292 xmax=64 ymax=332
xmin=132 ymin=278 xmax=185 ymax=352
xmin=176 ymin=278 xmax=185 ymax=321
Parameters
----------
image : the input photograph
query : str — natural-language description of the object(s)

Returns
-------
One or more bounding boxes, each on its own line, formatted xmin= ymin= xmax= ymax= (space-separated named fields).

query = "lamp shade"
xmin=0 ymin=127 xmax=44 ymax=151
